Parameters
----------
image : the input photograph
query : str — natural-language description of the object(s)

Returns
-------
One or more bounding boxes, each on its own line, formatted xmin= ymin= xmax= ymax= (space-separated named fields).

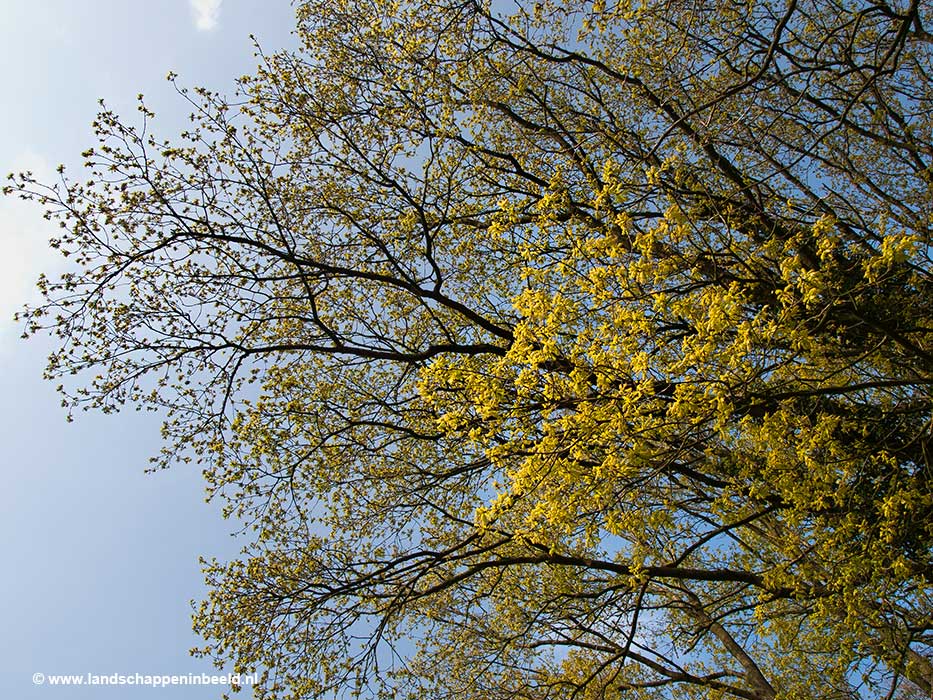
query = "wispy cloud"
xmin=190 ymin=0 xmax=222 ymax=32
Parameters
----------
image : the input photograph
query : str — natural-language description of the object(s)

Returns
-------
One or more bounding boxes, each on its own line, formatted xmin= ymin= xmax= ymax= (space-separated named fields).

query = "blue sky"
xmin=0 ymin=2 xmax=297 ymax=698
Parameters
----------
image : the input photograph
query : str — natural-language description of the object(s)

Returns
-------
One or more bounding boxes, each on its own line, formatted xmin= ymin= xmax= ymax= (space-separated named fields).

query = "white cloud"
xmin=190 ymin=0 xmax=222 ymax=32
xmin=0 ymin=152 xmax=61 ymax=338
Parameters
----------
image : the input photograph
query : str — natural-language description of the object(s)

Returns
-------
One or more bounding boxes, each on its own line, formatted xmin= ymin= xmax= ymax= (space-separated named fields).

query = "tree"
xmin=7 ymin=0 xmax=933 ymax=697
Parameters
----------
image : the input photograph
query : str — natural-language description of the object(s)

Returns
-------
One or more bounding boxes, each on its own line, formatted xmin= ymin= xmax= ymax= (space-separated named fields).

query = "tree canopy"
xmin=7 ymin=0 xmax=933 ymax=697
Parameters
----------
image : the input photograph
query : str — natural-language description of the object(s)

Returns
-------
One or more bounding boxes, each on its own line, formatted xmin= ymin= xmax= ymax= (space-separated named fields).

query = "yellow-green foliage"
xmin=7 ymin=0 xmax=933 ymax=698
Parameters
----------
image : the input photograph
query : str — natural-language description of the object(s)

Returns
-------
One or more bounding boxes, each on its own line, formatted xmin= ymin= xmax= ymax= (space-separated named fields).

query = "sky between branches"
xmin=0 ymin=3 xmax=296 ymax=698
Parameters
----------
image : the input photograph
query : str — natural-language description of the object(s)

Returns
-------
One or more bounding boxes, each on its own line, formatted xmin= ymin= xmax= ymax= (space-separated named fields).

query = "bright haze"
xmin=0 ymin=2 xmax=296 ymax=698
